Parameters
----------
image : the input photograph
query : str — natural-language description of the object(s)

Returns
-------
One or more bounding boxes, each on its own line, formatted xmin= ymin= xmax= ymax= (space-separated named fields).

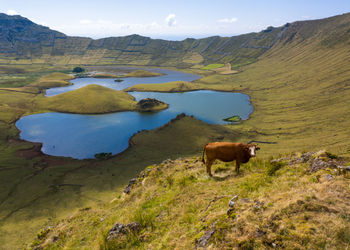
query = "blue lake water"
xmin=46 ymin=68 xmax=200 ymax=96
xmin=16 ymin=69 xmax=253 ymax=159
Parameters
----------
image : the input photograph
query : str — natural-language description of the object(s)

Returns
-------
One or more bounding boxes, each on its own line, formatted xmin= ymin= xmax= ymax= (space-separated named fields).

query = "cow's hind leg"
xmin=206 ymin=160 xmax=214 ymax=177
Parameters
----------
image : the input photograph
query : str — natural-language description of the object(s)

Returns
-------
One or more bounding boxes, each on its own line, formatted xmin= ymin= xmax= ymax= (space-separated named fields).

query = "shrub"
xmin=95 ymin=152 xmax=112 ymax=160
xmin=267 ymin=161 xmax=286 ymax=176
xmin=325 ymin=151 xmax=338 ymax=159
xmin=73 ymin=66 xmax=85 ymax=73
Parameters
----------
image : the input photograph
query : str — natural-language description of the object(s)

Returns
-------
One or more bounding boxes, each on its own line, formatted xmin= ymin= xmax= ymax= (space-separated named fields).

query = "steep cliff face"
xmin=0 ymin=14 xmax=66 ymax=56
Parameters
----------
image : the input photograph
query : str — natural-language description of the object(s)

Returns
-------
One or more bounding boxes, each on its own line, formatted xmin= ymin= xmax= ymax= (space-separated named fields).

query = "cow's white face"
xmin=249 ymin=146 xmax=256 ymax=157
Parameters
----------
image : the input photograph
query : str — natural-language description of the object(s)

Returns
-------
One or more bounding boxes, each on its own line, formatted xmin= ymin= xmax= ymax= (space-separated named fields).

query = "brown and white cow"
xmin=202 ymin=142 xmax=260 ymax=176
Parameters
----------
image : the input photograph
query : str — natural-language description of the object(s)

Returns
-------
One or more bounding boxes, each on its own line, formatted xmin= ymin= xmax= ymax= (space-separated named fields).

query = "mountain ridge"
xmin=0 ymin=12 xmax=293 ymax=67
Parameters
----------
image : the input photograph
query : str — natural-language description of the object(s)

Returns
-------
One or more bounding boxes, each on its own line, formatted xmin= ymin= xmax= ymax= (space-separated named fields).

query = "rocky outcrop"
xmin=270 ymin=150 xmax=348 ymax=173
xmin=196 ymin=222 xmax=217 ymax=248
xmin=136 ymin=98 xmax=168 ymax=112
xmin=107 ymin=222 xmax=141 ymax=241
xmin=123 ymin=178 xmax=137 ymax=194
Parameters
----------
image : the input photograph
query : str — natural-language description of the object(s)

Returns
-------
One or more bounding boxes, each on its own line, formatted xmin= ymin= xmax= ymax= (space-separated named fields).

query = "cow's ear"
xmin=256 ymin=146 xmax=260 ymax=150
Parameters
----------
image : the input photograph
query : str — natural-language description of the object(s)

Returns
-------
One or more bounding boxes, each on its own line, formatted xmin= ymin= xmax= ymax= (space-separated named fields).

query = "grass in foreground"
xmin=0 ymin=115 xmax=242 ymax=249
xmin=33 ymin=151 xmax=350 ymax=249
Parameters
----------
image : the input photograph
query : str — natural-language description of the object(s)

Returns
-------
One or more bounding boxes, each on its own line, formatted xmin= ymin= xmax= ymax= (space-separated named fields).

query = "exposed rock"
xmin=273 ymin=151 xmax=348 ymax=173
xmin=337 ymin=165 xmax=350 ymax=173
xmin=309 ymin=158 xmax=338 ymax=172
xmin=107 ymin=222 xmax=141 ymax=241
xmin=287 ymin=152 xmax=312 ymax=165
xmin=123 ymin=178 xmax=137 ymax=194
xmin=228 ymin=195 xmax=238 ymax=208
xmin=196 ymin=222 xmax=216 ymax=248
xmin=325 ymin=174 xmax=333 ymax=181
xmin=227 ymin=208 xmax=235 ymax=216
xmin=162 ymin=158 xmax=174 ymax=164
xmin=123 ymin=165 xmax=158 ymax=194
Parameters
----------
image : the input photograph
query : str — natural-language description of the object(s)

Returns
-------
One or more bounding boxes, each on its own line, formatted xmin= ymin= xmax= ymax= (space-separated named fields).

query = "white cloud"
xmin=301 ymin=15 xmax=310 ymax=19
xmin=218 ymin=17 xmax=238 ymax=23
xmin=149 ymin=21 xmax=160 ymax=29
xmin=54 ymin=16 xmax=252 ymax=40
xmin=165 ymin=14 xmax=177 ymax=27
xmin=7 ymin=9 xmax=18 ymax=15
xmin=97 ymin=20 xmax=112 ymax=25
xmin=120 ymin=23 xmax=130 ymax=30
xmin=79 ymin=19 xmax=93 ymax=24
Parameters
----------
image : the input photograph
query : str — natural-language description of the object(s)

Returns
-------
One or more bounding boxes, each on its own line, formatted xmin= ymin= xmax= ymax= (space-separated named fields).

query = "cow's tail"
xmin=202 ymin=144 xmax=208 ymax=164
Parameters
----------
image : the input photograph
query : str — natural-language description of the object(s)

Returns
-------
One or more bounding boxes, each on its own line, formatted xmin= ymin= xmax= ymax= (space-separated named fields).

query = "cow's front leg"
xmin=206 ymin=160 xmax=214 ymax=176
xmin=235 ymin=161 xmax=240 ymax=174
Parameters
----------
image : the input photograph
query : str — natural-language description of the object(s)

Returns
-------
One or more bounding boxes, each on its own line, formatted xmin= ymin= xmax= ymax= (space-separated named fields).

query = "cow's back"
xmin=205 ymin=142 xmax=244 ymax=162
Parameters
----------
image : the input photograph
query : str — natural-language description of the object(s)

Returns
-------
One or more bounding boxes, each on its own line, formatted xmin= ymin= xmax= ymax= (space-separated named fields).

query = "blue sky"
xmin=1 ymin=0 xmax=350 ymax=40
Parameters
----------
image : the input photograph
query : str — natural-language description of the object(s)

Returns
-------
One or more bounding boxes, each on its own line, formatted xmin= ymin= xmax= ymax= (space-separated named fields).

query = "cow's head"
xmin=247 ymin=144 xmax=260 ymax=157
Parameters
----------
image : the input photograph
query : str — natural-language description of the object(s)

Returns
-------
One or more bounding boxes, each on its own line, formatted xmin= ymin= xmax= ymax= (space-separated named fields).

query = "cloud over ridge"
xmin=6 ymin=10 xmax=18 ymax=15
xmin=165 ymin=14 xmax=177 ymax=27
xmin=218 ymin=17 xmax=238 ymax=23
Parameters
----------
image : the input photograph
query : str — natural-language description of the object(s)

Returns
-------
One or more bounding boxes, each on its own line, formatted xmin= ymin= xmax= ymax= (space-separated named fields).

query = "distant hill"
xmin=2 ymin=12 xmax=349 ymax=68
xmin=0 ymin=13 xmax=289 ymax=67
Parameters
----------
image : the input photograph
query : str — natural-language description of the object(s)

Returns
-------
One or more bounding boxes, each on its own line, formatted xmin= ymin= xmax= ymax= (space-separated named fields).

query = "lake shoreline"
xmin=14 ymin=66 xmax=254 ymax=160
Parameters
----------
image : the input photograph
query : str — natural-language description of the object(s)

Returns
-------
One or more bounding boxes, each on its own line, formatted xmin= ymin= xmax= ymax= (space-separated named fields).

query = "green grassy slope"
xmin=230 ymin=12 xmax=350 ymax=157
xmin=33 ymin=151 xmax=350 ymax=249
xmin=0 ymin=64 xmax=71 ymax=88
xmin=29 ymin=72 xmax=74 ymax=89
xmin=0 ymin=115 xmax=242 ymax=249
xmin=35 ymin=84 xmax=137 ymax=114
